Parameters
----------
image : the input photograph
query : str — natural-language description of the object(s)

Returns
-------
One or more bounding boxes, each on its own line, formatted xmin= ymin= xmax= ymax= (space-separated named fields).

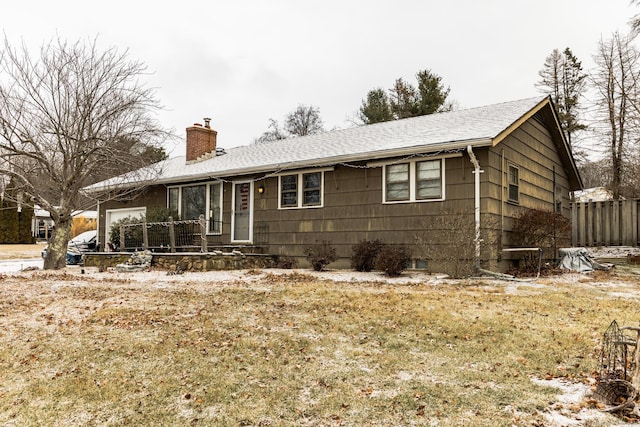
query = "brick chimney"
xmin=186 ymin=117 xmax=217 ymax=162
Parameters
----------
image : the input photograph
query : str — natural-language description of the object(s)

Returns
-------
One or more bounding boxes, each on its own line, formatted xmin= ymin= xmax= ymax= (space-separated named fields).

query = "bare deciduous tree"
xmin=284 ymin=104 xmax=324 ymax=136
xmin=255 ymin=104 xmax=324 ymax=143
xmin=0 ymin=36 xmax=169 ymax=269
xmin=591 ymin=32 xmax=640 ymax=199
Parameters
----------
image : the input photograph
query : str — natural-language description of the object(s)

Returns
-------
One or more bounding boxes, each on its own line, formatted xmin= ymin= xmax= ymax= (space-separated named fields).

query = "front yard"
xmin=0 ymin=267 xmax=638 ymax=426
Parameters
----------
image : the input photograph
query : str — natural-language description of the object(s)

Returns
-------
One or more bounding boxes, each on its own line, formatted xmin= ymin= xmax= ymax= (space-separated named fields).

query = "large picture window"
xmin=383 ymin=159 xmax=444 ymax=203
xmin=278 ymin=171 xmax=324 ymax=209
xmin=167 ymin=182 xmax=223 ymax=234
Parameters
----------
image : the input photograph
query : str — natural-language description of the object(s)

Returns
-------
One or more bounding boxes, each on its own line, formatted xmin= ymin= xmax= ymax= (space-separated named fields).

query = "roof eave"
xmin=87 ymin=138 xmax=495 ymax=191
xmin=172 ymin=138 xmax=495 ymax=182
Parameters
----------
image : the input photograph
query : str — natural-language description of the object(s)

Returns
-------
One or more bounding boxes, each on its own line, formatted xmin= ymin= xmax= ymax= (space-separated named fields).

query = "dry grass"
xmin=0 ymin=244 xmax=44 ymax=260
xmin=0 ymin=268 xmax=638 ymax=426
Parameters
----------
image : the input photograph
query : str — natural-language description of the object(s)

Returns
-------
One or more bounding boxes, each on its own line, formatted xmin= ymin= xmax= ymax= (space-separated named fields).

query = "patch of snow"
xmin=0 ymin=258 xmax=43 ymax=273
xmin=588 ymin=246 xmax=640 ymax=259
xmin=531 ymin=377 xmax=629 ymax=426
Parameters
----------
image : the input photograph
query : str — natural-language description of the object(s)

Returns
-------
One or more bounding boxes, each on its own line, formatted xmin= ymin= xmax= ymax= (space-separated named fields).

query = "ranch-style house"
xmin=89 ymin=96 xmax=582 ymax=275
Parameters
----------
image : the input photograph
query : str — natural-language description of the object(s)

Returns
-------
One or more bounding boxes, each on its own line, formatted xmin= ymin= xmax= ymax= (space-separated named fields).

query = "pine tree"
xmin=415 ymin=69 xmax=451 ymax=115
xmin=359 ymin=69 xmax=451 ymax=124
xmin=359 ymin=88 xmax=394 ymax=124
xmin=537 ymin=48 xmax=587 ymax=152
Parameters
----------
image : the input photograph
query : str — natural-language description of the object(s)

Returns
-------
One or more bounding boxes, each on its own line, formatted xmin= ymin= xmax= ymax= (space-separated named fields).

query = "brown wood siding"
xmin=253 ymin=157 xmax=475 ymax=260
xmin=482 ymin=116 xmax=573 ymax=265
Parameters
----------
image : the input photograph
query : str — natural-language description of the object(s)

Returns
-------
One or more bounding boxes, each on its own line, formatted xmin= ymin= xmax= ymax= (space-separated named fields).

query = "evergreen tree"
xmin=359 ymin=88 xmax=393 ymax=124
xmin=359 ymin=68 xmax=452 ymax=124
xmin=537 ymin=48 xmax=587 ymax=152
xmin=389 ymin=78 xmax=419 ymax=119
xmin=415 ymin=69 xmax=451 ymax=115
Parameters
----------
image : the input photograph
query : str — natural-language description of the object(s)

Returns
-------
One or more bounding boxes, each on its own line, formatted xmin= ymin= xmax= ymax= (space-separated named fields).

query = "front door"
xmin=231 ymin=181 xmax=253 ymax=242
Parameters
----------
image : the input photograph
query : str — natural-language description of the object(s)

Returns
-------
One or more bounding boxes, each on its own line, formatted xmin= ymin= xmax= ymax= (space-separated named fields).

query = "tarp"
xmin=558 ymin=247 xmax=612 ymax=273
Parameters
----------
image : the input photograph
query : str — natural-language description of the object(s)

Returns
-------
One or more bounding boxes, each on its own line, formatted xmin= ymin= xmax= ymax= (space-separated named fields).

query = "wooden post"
xmin=603 ymin=201 xmax=611 ymax=246
xmin=168 ymin=216 xmax=176 ymax=253
xmin=578 ymin=202 xmax=586 ymax=247
xmin=199 ymin=214 xmax=207 ymax=253
xmin=119 ymin=224 xmax=126 ymax=252
xmin=571 ymin=202 xmax=578 ymax=247
xmin=142 ymin=218 xmax=149 ymax=250
xmin=612 ymin=200 xmax=620 ymax=245
xmin=586 ymin=201 xmax=594 ymax=247
xmin=623 ymin=200 xmax=634 ymax=246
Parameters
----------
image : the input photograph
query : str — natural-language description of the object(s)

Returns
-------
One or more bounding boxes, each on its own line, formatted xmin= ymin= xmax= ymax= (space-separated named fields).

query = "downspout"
xmin=466 ymin=146 xmax=483 ymax=271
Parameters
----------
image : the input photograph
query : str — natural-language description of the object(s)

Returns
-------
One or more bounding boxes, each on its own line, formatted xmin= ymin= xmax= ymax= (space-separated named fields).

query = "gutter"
xmin=466 ymin=145 xmax=483 ymax=271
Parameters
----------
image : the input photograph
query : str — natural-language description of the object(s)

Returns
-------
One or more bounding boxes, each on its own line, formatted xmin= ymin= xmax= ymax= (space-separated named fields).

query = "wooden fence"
xmin=571 ymin=200 xmax=639 ymax=247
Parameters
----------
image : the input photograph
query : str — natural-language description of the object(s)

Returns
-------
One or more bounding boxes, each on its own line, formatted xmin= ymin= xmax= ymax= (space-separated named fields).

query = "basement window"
xmin=383 ymin=159 xmax=445 ymax=203
xmin=508 ymin=164 xmax=519 ymax=203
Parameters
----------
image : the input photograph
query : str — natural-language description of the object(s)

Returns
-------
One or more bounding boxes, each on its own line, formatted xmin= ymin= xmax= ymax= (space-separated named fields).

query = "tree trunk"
xmin=44 ymin=217 xmax=72 ymax=269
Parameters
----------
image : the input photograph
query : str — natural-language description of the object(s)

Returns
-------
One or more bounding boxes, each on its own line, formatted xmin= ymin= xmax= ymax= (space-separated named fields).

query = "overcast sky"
xmin=2 ymin=1 xmax=636 ymax=157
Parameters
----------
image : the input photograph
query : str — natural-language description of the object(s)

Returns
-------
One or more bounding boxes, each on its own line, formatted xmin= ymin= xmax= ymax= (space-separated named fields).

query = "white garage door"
xmin=104 ymin=207 xmax=146 ymax=251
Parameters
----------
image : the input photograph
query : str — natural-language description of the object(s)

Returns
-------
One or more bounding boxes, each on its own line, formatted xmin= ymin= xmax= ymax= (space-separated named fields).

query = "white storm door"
xmin=231 ymin=181 xmax=253 ymax=242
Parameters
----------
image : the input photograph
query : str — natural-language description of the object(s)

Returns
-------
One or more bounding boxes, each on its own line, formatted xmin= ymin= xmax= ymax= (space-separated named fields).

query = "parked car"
xmin=41 ymin=230 xmax=97 ymax=265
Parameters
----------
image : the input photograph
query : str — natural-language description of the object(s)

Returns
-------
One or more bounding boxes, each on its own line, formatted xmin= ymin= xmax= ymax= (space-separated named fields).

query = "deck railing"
xmin=119 ymin=215 xmax=209 ymax=252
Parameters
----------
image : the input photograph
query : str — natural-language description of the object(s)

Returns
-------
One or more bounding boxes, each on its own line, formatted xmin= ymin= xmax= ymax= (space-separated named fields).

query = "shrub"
xmin=351 ymin=239 xmax=384 ymax=272
xmin=375 ymin=245 xmax=411 ymax=277
xmin=108 ymin=215 xmax=144 ymax=251
xmin=511 ymin=208 xmax=571 ymax=273
xmin=304 ymin=241 xmax=338 ymax=271
xmin=71 ymin=216 xmax=97 ymax=238
xmin=276 ymin=255 xmax=298 ymax=269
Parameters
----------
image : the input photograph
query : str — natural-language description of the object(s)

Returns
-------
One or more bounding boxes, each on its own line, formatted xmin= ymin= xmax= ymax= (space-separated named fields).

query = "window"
xmin=303 ymin=172 xmax=321 ymax=206
xmin=508 ymin=164 xmax=519 ymax=203
xmin=386 ymin=164 xmax=410 ymax=201
xmin=416 ymin=160 xmax=442 ymax=200
xmin=182 ymin=185 xmax=206 ymax=220
xmin=383 ymin=159 xmax=444 ymax=203
xmin=209 ymin=184 xmax=222 ymax=233
xmin=167 ymin=182 xmax=223 ymax=234
xmin=279 ymin=171 xmax=324 ymax=208
xmin=168 ymin=187 xmax=179 ymax=213
xmin=280 ymin=175 xmax=297 ymax=207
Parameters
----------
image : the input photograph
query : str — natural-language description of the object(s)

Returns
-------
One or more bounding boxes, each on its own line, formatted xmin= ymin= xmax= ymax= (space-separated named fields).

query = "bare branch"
xmin=0 ymin=35 xmax=171 ymax=268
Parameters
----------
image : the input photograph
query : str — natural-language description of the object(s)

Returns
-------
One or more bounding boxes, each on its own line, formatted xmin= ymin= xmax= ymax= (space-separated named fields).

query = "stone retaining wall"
xmin=84 ymin=252 xmax=278 ymax=272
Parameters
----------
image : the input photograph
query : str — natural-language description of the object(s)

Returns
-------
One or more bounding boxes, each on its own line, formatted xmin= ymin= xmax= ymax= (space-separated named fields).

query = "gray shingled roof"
xmin=89 ymin=96 xmax=549 ymax=189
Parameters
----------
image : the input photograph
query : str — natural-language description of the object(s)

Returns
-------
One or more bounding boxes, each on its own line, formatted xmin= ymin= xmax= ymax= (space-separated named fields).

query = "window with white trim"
xmin=167 ymin=181 xmax=223 ymax=234
xmin=279 ymin=171 xmax=324 ymax=208
xmin=508 ymin=164 xmax=519 ymax=203
xmin=383 ymin=159 xmax=444 ymax=203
